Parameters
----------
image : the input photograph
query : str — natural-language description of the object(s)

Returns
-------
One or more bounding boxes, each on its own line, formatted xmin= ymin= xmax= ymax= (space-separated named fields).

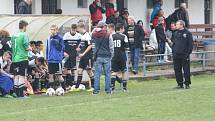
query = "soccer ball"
xmin=46 ymin=88 xmax=55 ymax=96
xmin=55 ymin=87 xmax=65 ymax=96
xmin=79 ymin=84 xmax=86 ymax=90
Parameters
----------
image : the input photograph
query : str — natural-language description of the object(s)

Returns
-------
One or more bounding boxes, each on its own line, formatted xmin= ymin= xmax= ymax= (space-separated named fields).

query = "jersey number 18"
xmin=113 ymin=40 xmax=121 ymax=47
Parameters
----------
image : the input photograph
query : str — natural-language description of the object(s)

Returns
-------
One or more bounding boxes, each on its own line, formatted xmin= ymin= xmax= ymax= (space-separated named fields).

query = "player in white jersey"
xmin=73 ymin=23 xmax=94 ymax=91
xmin=63 ymin=24 xmax=82 ymax=90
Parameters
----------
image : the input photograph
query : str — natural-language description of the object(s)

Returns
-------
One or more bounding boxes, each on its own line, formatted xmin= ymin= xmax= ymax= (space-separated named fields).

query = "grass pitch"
xmin=0 ymin=74 xmax=214 ymax=121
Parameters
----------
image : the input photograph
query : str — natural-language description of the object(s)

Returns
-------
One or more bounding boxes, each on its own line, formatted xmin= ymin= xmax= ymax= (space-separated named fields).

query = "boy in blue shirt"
xmin=46 ymin=25 xmax=65 ymax=90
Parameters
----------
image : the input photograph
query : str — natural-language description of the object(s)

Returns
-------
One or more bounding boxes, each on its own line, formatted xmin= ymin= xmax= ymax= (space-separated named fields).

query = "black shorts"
xmin=48 ymin=63 xmax=62 ymax=74
xmin=10 ymin=60 xmax=28 ymax=76
xmin=78 ymin=58 xmax=93 ymax=70
xmin=111 ymin=57 xmax=126 ymax=72
xmin=64 ymin=56 xmax=76 ymax=70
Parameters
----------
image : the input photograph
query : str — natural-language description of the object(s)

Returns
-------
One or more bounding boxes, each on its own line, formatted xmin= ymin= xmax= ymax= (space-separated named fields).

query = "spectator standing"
xmin=152 ymin=9 xmax=166 ymax=29
xmin=106 ymin=10 xmax=120 ymax=26
xmin=118 ymin=9 xmax=129 ymax=35
xmin=137 ymin=20 xmax=149 ymax=38
xmin=17 ymin=0 xmax=32 ymax=14
xmin=92 ymin=21 xmax=114 ymax=95
xmin=105 ymin=0 xmax=115 ymax=23
xmin=164 ymin=22 xmax=176 ymax=62
xmin=150 ymin=0 xmax=163 ymax=23
xmin=127 ymin=17 xmax=145 ymax=74
xmin=171 ymin=3 xmax=190 ymax=28
xmin=89 ymin=0 xmax=105 ymax=26
xmin=172 ymin=20 xmax=193 ymax=89
xmin=155 ymin=17 xmax=167 ymax=63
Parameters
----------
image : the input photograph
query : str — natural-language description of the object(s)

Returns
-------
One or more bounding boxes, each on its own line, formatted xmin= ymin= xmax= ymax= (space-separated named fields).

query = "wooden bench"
xmin=189 ymin=24 xmax=215 ymax=51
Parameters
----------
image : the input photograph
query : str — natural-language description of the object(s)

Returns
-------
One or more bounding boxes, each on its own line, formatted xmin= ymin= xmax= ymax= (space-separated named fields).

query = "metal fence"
xmin=142 ymin=51 xmax=215 ymax=77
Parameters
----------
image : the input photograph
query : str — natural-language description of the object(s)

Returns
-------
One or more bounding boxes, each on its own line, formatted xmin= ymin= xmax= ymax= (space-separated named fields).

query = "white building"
xmin=0 ymin=0 xmax=214 ymax=27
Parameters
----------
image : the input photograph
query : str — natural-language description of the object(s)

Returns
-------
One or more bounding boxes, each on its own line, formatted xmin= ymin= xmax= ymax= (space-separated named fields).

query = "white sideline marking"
xmin=0 ymin=85 xmax=215 ymax=117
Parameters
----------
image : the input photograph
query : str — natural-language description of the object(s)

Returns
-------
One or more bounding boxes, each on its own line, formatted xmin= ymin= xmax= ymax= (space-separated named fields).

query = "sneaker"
xmin=87 ymin=88 xmax=94 ymax=92
xmin=10 ymin=93 xmax=17 ymax=98
xmin=174 ymin=85 xmax=184 ymax=89
xmin=132 ymin=70 xmax=137 ymax=75
xmin=66 ymin=86 xmax=71 ymax=91
xmin=92 ymin=91 xmax=99 ymax=95
xmin=41 ymin=88 xmax=47 ymax=93
xmin=122 ymin=89 xmax=127 ymax=93
xmin=185 ymin=85 xmax=190 ymax=89
xmin=106 ymin=91 xmax=112 ymax=95
xmin=71 ymin=88 xmax=80 ymax=92
xmin=3 ymin=94 xmax=14 ymax=98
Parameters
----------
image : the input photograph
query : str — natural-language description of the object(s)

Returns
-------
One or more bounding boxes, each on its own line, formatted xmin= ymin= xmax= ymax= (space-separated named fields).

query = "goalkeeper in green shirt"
xmin=11 ymin=20 xmax=31 ymax=98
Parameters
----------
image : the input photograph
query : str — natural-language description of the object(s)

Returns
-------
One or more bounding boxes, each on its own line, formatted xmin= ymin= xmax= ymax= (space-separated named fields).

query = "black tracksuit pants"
xmin=173 ymin=57 xmax=191 ymax=86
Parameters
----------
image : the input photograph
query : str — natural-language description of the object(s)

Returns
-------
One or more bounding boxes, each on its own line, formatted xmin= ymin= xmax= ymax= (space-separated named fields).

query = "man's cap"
xmin=97 ymin=21 xmax=107 ymax=28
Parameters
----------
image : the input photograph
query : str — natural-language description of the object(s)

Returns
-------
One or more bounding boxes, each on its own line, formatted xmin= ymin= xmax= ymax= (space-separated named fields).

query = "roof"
xmin=0 ymin=15 xmax=90 ymax=41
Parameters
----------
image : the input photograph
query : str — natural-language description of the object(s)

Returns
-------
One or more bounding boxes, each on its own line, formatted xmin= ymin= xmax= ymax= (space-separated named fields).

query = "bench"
xmin=189 ymin=24 xmax=215 ymax=51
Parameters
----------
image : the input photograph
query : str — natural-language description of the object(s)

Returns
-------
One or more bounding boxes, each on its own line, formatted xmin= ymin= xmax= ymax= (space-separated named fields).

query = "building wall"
xmin=162 ymin=0 xmax=175 ymax=17
xmin=213 ymin=0 xmax=215 ymax=24
xmin=127 ymin=0 xmax=147 ymax=27
xmin=188 ymin=0 xmax=204 ymax=24
xmin=33 ymin=0 xmax=42 ymax=14
xmin=0 ymin=0 xmax=14 ymax=14
xmin=0 ymin=0 xmax=212 ymax=25
xmin=61 ymin=0 xmax=93 ymax=15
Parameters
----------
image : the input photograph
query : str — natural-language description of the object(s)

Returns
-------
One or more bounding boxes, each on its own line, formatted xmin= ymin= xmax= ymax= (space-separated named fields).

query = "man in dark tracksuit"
xmin=171 ymin=3 xmax=190 ymax=28
xmin=172 ymin=20 xmax=193 ymax=89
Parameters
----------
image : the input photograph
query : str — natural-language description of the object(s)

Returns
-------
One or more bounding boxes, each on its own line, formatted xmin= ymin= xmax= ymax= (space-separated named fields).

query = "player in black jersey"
xmin=63 ymin=24 xmax=82 ymax=90
xmin=73 ymin=23 xmax=94 ymax=91
xmin=111 ymin=23 xmax=129 ymax=92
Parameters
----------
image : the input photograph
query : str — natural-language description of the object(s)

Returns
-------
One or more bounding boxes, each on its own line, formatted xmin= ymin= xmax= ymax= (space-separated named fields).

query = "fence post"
xmin=143 ymin=55 xmax=147 ymax=77
xmin=126 ymin=50 xmax=129 ymax=80
xmin=202 ymin=52 xmax=206 ymax=70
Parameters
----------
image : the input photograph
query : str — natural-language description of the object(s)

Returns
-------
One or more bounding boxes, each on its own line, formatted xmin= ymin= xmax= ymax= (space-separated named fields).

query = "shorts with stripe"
xmin=78 ymin=58 xmax=93 ymax=70
xmin=48 ymin=63 xmax=63 ymax=74
xmin=10 ymin=60 xmax=28 ymax=76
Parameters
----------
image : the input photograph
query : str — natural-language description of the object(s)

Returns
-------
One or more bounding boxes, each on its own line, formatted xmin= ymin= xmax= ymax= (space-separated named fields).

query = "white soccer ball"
xmin=46 ymin=88 xmax=55 ymax=96
xmin=79 ymin=84 xmax=86 ymax=90
xmin=55 ymin=87 xmax=65 ymax=96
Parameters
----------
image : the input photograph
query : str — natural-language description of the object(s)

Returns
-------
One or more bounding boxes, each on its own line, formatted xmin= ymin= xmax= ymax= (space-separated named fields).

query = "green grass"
xmin=0 ymin=74 xmax=215 ymax=121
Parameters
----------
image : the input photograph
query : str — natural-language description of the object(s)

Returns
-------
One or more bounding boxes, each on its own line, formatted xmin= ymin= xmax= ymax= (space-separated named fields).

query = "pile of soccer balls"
xmin=46 ymin=87 xmax=65 ymax=96
xmin=46 ymin=84 xmax=86 ymax=96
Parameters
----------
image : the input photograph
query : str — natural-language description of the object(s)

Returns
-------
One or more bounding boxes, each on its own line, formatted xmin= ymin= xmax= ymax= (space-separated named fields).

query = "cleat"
xmin=3 ymin=94 xmax=14 ymax=98
xmin=41 ymin=88 xmax=47 ymax=93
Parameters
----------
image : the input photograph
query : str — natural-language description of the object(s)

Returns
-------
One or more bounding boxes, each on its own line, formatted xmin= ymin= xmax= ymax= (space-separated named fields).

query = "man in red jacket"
xmin=89 ymin=0 xmax=105 ymax=26
xmin=106 ymin=0 xmax=115 ymax=18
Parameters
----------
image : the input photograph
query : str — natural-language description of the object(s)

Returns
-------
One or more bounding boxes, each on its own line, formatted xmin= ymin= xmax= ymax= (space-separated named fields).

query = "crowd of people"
xmin=0 ymin=0 xmax=194 ymax=98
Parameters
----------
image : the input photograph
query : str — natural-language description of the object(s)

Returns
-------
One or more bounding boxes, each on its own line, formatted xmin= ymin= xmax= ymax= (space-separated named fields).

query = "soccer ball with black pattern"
xmin=55 ymin=87 xmax=65 ymax=96
xmin=46 ymin=88 xmax=56 ymax=96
